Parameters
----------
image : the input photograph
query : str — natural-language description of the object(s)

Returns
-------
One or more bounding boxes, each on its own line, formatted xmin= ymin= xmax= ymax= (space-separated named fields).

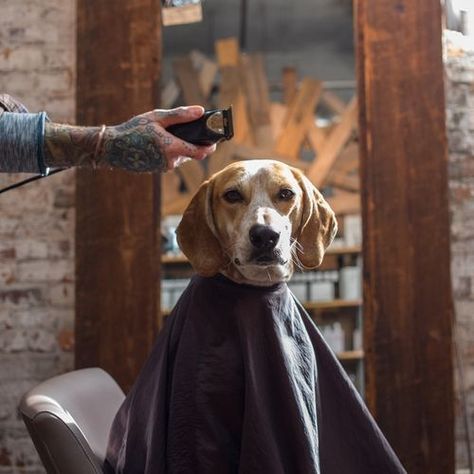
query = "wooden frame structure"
xmin=75 ymin=0 xmax=162 ymax=391
xmin=355 ymin=1 xmax=454 ymax=472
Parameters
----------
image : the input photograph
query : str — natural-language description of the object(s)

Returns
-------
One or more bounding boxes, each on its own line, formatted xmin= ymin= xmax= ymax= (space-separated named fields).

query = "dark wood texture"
xmin=76 ymin=0 xmax=162 ymax=391
xmin=355 ymin=1 xmax=454 ymax=472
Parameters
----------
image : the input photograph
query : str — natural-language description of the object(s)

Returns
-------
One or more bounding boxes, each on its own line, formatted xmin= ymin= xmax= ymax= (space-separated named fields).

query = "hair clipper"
xmin=166 ymin=106 xmax=234 ymax=146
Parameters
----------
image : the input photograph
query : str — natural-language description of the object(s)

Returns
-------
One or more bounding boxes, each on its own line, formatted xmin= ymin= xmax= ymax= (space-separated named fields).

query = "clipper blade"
xmin=166 ymin=106 xmax=234 ymax=146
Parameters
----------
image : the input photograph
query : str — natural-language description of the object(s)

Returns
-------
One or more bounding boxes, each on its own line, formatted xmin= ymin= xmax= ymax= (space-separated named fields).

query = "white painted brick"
xmin=0 ymin=0 xmax=76 ymax=469
xmin=447 ymin=32 xmax=474 ymax=470
xmin=17 ymin=259 xmax=73 ymax=282
xmin=0 ymin=262 xmax=17 ymax=286
xmin=14 ymin=240 xmax=48 ymax=260
xmin=11 ymin=307 xmax=59 ymax=329
xmin=0 ymin=330 xmax=28 ymax=353
xmin=47 ymin=282 xmax=74 ymax=307
xmin=27 ymin=329 xmax=57 ymax=352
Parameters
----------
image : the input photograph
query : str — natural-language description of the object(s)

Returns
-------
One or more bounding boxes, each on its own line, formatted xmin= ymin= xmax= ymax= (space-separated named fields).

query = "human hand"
xmin=104 ymin=106 xmax=216 ymax=172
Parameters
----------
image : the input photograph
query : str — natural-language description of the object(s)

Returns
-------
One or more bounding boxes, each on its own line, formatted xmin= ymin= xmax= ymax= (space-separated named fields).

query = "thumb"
xmin=153 ymin=106 xmax=204 ymax=128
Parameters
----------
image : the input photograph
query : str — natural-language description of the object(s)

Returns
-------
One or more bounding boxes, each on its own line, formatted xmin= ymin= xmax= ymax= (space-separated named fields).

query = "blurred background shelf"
xmin=161 ymin=245 xmax=361 ymax=264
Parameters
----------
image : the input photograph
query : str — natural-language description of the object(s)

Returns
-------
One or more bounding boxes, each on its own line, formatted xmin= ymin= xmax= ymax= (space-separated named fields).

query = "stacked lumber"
xmin=161 ymin=37 xmax=360 ymax=218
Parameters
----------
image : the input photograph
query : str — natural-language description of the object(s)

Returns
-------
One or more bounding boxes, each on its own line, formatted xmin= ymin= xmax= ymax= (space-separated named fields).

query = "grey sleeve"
xmin=0 ymin=112 xmax=46 ymax=173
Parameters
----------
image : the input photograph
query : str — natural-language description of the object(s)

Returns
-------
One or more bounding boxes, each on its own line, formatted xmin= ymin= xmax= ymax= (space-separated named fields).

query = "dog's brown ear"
xmin=294 ymin=170 xmax=338 ymax=269
xmin=176 ymin=179 xmax=228 ymax=277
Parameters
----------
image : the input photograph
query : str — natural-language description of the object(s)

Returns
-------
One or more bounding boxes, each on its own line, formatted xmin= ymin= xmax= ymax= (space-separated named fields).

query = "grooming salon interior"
xmin=0 ymin=0 xmax=473 ymax=472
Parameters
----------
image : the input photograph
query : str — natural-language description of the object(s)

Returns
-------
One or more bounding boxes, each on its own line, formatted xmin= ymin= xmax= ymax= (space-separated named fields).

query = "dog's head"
xmin=176 ymin=160 xmax=338 ymax=285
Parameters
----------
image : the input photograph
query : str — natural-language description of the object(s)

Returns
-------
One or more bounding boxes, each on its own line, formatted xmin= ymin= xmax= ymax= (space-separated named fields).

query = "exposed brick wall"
xmin=0 ymin=0 xmax=76 ymax=472
xmin=445 ymin=31 xmax=474 ymax=470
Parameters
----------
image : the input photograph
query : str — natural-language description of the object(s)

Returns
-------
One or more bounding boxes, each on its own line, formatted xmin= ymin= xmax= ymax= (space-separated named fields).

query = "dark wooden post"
xmin=355 ymin=1 xmax=454 ymax=472
xmin=75 ymin=0 xmax=162 ymax=391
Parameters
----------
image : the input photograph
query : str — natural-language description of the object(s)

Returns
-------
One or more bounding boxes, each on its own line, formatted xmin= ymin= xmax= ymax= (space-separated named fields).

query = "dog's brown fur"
xmin=177 ymin=160 xmax=337 ymax=286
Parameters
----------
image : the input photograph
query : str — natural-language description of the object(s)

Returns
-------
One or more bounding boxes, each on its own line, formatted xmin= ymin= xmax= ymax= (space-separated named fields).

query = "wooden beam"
xmin=306 ymin=97 xmax=357 ymax=187
xmin=282 ymin=67 xmax=298 ymax=106
xmin=76 ymin=0 xmax=161 ymax=391
xmin=327 ymin=190 xmax=360 ymax=216
xmin=275 ymin=78 xmax=322 ymax=160
xmin=215 ymin=38 xmax=251 ymax=145
xmin=241 ymin=54 xmax=273 ymax=148
xmin=189 ymin=50 xmax=218 ymax=101
xmin=173 ymin=55 xmax=206 ymax=106
xmin=215 ymin=37 xmax=240 ymax=67
xmin=207 ymin=141 xmax=236 ymax=176
xmin=356 ymin=1 xmax=454 ymax=472
xmin=178 ymin=159 xmax=205 ymax=195
xmin=307 ymin=123 xmax=327 ymax=155
xmin=270 ymin=102 xmax=287 ymax=141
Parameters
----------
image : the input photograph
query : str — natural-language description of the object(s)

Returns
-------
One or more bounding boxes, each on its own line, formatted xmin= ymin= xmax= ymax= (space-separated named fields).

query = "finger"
xmin=151 ymin=106 xmax=204 ymax=128
xmin=168 ymin=156 xmax=192 ymax=170
xmin=167 ymin=137 xmax=215 ymax=160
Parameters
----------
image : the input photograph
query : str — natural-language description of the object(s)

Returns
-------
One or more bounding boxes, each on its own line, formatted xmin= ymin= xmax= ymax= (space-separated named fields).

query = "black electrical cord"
xmin=0 ymin=168 xmax=66 ymax=195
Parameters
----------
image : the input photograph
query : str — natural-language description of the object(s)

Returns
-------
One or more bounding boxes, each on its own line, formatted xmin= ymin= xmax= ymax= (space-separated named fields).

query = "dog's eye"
xmin=278 ymin=188 xmax=295 ymax=201
xmin=223 ymin=189 xmax=244 ymax=203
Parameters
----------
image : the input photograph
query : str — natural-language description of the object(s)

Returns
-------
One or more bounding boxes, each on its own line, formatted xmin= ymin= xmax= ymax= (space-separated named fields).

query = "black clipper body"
xmin=166 ymin=106 xmax=234 ymax=146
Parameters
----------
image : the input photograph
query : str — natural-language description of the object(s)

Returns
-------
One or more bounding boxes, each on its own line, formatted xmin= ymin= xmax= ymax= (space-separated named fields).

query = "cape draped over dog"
xmin=104 ymin=274 xmax=406 ymax=474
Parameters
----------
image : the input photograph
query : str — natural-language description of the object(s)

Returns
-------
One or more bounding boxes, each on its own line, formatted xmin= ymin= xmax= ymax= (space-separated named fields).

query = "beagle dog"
xmin=177 ymin=159 xmax=338 ymax=286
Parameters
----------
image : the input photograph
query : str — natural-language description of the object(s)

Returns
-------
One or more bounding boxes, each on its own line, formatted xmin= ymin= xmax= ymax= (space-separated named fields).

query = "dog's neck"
xmin=219 ymin=262 xmax=294 ymax=287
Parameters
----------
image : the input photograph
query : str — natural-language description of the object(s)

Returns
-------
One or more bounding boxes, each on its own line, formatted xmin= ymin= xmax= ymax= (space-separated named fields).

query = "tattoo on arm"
xmin=104 ymin=117 xmax=170 ymax=172
xmin=44 ymin=115 xmax=171 ymax=172
xmin=43 ymin=122 xmax=101 ymax=168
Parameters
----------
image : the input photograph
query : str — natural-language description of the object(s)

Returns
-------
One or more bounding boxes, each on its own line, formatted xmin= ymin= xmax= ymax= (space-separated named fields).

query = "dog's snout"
xmin=249 ymin=224 xmax=280 ymax=250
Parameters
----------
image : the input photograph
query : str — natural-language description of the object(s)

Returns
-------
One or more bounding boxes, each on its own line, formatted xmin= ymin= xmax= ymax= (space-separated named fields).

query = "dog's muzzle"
xmin=248 ymin=224 xmax=285 ymax=265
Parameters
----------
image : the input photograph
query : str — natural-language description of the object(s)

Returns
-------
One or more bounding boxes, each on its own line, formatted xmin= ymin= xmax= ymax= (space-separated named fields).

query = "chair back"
xmin=19 ymin=368 xmax=125 ymax=474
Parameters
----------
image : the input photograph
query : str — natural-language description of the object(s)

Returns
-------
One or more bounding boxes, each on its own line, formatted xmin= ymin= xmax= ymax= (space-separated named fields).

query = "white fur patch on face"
xmin=227 ymin=162 xmax=300 ymax=284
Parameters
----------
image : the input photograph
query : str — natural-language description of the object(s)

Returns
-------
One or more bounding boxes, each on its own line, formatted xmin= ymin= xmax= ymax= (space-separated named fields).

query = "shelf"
xmin=162 ymin=245 xmax=361 ymax=264
xmin=304 ymin=299 xmax=362 ymax=310
xmin=337 ymin=350 xmax=364 ymax=361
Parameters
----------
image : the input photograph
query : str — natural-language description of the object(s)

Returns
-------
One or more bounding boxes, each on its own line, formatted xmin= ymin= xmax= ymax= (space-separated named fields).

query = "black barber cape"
xmin=104 ymin=274 xmax=406 ymax=474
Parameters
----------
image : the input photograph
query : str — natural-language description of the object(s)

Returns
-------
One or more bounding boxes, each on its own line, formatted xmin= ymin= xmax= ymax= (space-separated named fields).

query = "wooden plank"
xmin=207 ymin=141 xmax=235 ymax=177
xmin=327 ymin=190 xmax=360 ymax=216
xmin=215 ymin=37 xmax=240 ymax=67
xmin=76 ymin=0 xmax=161 ymax=391
xmin=178 ymin=159 xmax=205 ymax=194
xmin=161 ymin=169 xmax=181 ymax=208
xmin=282 ymin=66 xmax=298 ymax=105
xmin=275 ymin=78 xmax=322 ymax=160
xmin=328 ymin=171 xmax=360 ymax=193
xmin=161 ymin=79 xmax=180 ymax=109
xmin=241 ymin=53 xmax=273 ymax=148
xmin=270 ymin=102 xmax=287 ymax=140
xmin=162 ymin=193 xmax=191 ymax=217
xmin=337 ymin=350 xmax=364 ymax=361
xmin=356 ymin=0 xmax=454 ymax=472
xmin=189 ymin=50 xmax=218 ymax=100
xmin=305 ymin=300 xmax=362 ymax=311
xmin=333 ymin=142 xmax=359 ymax=174
xmin=216 ymin=39 xmax=251 ymax=145
xmin=173 ymin=55 xmax=205 ymax=106
xmin=307 ymin=122 xmax=327 ymax=155
xmin=232 ymin=144 xmax=310 ymax=172
xmin=307 ymin=97 xmax=357 ymax=187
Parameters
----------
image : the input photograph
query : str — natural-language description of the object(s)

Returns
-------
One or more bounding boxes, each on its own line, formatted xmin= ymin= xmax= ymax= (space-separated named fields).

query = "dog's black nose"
xmin=249 ymin=224 xmax=280 ymax=250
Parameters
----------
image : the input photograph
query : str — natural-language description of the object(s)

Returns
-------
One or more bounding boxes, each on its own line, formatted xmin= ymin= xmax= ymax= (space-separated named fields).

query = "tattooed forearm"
xmin=43 ymin=107 xmax=213 ymax=172
xmin=44 ymin=116 xmax=169 ymax=172
xmin=44 ymin=122 xmax=101 ymax=168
